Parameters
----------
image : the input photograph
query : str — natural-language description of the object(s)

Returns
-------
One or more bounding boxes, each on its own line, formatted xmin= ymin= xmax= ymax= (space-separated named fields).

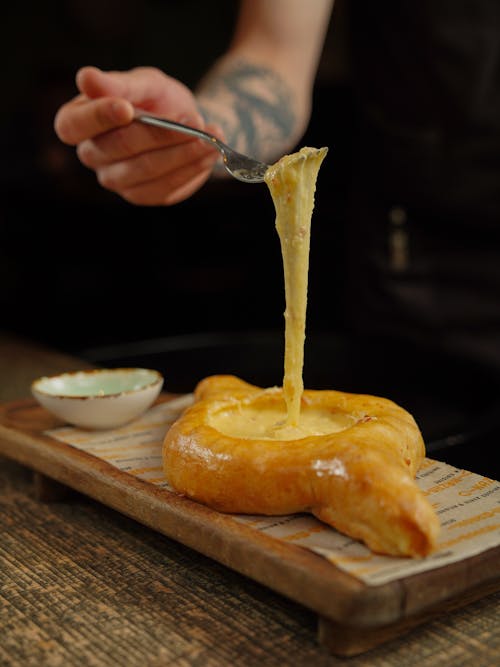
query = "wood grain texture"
xmin=1 ymin=396 xmax=499 ymax=658
xmin=1 ymin=456 xmax=500 ymax=667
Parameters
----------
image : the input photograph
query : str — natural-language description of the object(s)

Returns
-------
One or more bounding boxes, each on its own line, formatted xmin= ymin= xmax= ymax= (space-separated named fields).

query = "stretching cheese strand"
xmin=264 ymin=147 xmax=328 ymax=426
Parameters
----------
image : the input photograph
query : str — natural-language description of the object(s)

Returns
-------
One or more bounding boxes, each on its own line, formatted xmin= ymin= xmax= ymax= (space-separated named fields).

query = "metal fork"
xmin=134 ymin=112 xmax=270 ymax=183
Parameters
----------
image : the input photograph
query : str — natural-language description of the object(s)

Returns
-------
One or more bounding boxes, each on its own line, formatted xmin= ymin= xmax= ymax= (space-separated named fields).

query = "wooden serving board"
xmin=1 ymin=395 xmax=499 ymax=657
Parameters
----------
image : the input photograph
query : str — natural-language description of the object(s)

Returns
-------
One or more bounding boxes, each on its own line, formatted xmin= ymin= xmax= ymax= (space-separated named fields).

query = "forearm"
xmin=196 ymin=55 xmax=300 ymax=165
xmin=196 ymin=0 xmax=334 ymax=165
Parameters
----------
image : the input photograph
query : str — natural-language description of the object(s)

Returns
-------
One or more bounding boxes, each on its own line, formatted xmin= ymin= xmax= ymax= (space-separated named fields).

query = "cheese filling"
xmin=208 ymin=402 xmax=354 ymax=441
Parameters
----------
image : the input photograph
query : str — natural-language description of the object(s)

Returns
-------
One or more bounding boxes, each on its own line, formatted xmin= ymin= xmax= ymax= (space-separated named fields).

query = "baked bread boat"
xmin=163 ymin=374 xmax=440 ymax=557
xmin=163 ymin=147 xmax=440 ymax=557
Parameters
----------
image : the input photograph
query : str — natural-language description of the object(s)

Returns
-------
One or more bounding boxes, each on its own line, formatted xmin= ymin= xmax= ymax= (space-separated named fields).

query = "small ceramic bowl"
xmin=31 ymin=368 xmax=163 ymax=429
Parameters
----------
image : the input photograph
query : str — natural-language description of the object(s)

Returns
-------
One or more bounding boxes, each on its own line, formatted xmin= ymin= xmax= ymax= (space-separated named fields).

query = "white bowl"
xmin=31 ymin=368 xmax=163 ymax=429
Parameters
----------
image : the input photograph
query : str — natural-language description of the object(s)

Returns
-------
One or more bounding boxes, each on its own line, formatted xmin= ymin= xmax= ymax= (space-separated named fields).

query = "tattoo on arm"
xmin=196 ymin=59 xmax=297 ymax=164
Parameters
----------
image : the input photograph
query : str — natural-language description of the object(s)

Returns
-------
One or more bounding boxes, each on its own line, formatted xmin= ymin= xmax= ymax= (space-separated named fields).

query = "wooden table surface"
xmin=1 ymin=331 xmax=499 ymax=667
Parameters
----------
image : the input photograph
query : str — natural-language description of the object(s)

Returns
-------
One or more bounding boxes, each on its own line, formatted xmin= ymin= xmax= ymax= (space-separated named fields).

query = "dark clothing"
xmin=346 ymin=0 xmax=500 ymax=371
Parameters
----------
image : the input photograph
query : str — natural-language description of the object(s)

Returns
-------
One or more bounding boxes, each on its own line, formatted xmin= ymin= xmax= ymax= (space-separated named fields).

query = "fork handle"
xmin=134 ymin=112 xmax=221 ymax=150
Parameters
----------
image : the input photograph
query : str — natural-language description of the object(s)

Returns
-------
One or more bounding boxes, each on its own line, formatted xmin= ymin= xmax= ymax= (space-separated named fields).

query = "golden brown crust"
xmin=163 ymin=375 xmax=440 ymax=557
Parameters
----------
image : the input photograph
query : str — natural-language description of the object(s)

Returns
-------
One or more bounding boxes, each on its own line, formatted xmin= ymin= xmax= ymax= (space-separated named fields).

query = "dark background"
xmin=2 ymin=2 xmax=499 ymax=475
xmin=1 ymin=0 xmax=352 ymax=355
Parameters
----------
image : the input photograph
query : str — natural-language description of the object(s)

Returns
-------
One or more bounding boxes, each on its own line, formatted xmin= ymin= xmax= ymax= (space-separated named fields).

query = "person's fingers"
xmin=54 ymin=96 xmax=134 ymax=145
xmin=94 ymin=140 xmax=219 ymax=192
xmin=77 ymin=66 xmax=166 ymax=106
xmin=76 ymin=121 xmax=215 ymax=168
xmin=77 ymin=66 xmax=204 ymax=128
xmin=55 ymin=65 xmax=225 ymax=206
xmin=56 ymin=66 xmax=179 ymax=146
xmin=117 ymin=154 xmax=218 ymax=206
xmin=76 ymin=66 xmax=128 ymax=99
xmin=162 ymin=169 xmax=218 ymax=206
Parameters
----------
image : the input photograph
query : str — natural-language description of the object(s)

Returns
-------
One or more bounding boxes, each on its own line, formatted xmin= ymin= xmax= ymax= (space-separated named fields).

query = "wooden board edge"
xmin=1 ymin=397 xmax=499 ymax=631
xmin=0 ymin=399 xmax=377 ymax=623
xmin=318 ymin=576 xmax=500 ymax=656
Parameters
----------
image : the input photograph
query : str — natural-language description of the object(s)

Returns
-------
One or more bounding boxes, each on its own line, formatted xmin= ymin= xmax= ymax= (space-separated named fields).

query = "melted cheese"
xmin=208 ymin=401 xmax=354 ymax=441
xmin=264 ymin=146 xmax=328 ymax=426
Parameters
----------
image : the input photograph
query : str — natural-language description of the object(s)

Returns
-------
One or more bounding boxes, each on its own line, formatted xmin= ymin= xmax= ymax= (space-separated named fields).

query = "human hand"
xmin=54 ymin=66 xmax=222 ymax=205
